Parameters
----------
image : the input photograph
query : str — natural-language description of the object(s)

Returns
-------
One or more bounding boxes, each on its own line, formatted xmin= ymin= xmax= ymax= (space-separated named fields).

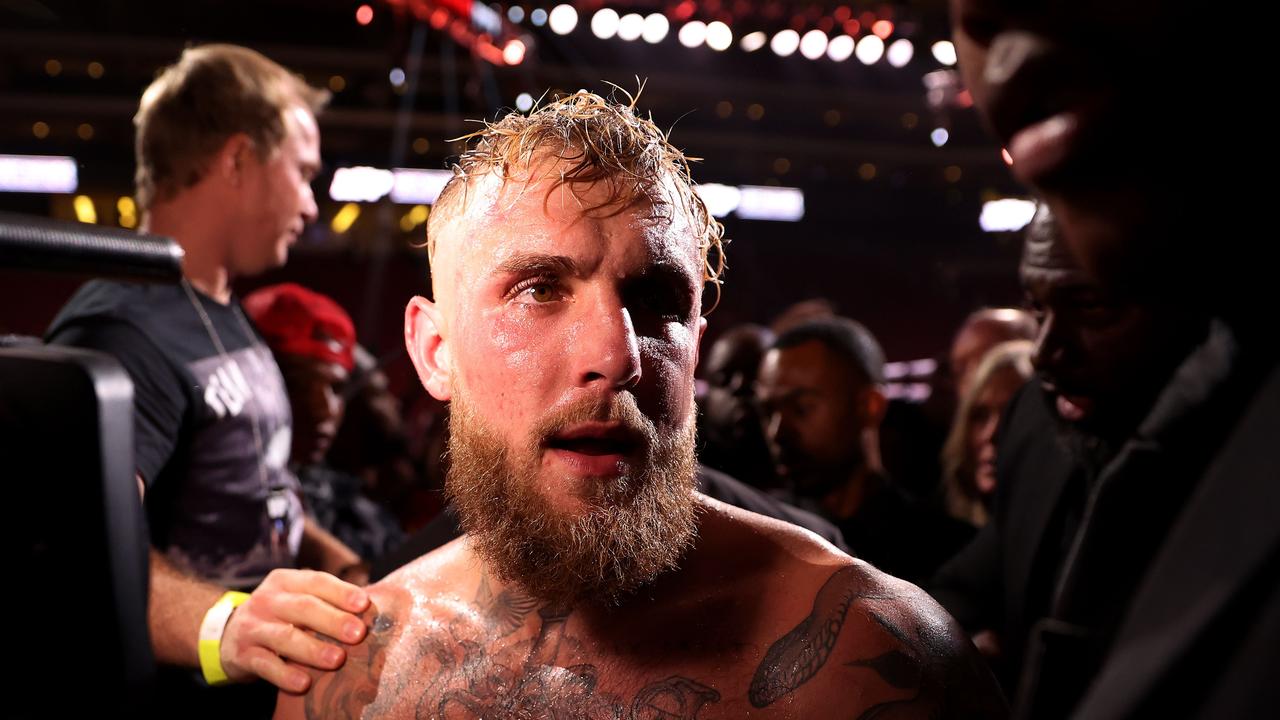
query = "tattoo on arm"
xmin=304 ymin=612 xmax=397 ymax=720
xmin=844 ymin=610 xmax=1009 ymax=720
xmin=749 ymin=566 xmax=895 ymax=708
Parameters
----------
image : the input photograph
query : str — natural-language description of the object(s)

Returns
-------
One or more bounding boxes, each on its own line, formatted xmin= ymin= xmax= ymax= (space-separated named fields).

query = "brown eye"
xmin=528 ymin=284 xmax=556 ymax=303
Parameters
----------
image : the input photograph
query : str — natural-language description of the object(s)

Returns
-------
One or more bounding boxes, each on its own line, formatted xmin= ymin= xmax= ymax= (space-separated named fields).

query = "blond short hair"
xmin=427 ymin=90 xmax=726 ymax=299
xmin=133 ymin=44 xmax=329 ymax=209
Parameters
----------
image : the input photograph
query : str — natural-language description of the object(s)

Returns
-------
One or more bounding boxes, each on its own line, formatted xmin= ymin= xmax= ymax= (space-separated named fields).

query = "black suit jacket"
xmin=1018 ymin=322 xmax=1280 ymax=719
xmin=929 ymin=380 xmax=1084 ymax=693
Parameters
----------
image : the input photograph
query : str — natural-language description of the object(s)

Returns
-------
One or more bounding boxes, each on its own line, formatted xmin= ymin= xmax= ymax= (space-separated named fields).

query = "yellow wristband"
xmin=198 ymin=591 xmax=251 ymax=686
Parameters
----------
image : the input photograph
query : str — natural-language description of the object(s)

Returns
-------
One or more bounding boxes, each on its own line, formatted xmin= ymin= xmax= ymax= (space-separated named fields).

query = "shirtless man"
xmin=276 ymin=92 xmax=1005 ymax=719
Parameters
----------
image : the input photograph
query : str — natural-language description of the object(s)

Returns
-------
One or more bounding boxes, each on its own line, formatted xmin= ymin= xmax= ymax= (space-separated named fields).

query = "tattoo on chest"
xmin=307 ymin=574 xmax=722 ymax=719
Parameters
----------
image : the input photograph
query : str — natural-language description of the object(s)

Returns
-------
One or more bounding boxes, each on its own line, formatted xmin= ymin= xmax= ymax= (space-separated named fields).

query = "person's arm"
xmin=53 ymin=320 xmax=372 ymax=691
xmin=273 ymin=585 xmax=410 ymax=719
xmin=299 ymin=518 xmax=369 ymax=586
xmin=150 ymin=550 xmax=371 ymax=692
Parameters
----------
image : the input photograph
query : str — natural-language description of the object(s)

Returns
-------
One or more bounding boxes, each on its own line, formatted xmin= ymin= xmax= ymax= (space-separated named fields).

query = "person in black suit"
xmin=929 ymin=204 xmax=1211 ymax=698
xmin=948 ymin=0 xmax=1276 ymax=715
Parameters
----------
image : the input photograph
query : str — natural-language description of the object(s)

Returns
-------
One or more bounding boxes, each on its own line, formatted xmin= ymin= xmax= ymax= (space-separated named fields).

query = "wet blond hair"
xmin=427 ymin=89 xmax=726 ymax=303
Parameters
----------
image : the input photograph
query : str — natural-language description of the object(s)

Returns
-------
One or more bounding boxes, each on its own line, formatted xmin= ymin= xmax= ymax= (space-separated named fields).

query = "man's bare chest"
xmin=334 ymin=595 xmax=779 ymax=720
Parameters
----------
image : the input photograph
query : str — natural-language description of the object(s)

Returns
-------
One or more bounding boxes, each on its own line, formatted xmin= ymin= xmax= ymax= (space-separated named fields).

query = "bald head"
xmin=1020 ymin=202 xmax=1078 ymax=275
xmin=950 ymin=307 xmax=1038 ymax=400
xmin=704 ymin=324 xmax=774 ymax=393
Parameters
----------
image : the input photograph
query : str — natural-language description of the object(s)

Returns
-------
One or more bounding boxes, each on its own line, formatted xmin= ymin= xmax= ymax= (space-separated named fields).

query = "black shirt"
xmin=47 ymin=279 xmax=304 ymax=589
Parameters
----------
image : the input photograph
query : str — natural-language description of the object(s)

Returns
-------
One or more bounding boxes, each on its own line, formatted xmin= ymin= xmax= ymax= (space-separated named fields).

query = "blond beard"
xmin=445 ymin=389 xmax=700 ymax=609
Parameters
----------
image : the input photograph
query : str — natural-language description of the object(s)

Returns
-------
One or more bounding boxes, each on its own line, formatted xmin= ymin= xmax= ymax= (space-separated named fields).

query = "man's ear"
xmin=405 ymin=296 xmax=452 ymax=401
xmin=861 ymin=385 xmax=888 ymax=429
xmin=212 ymin=132 xmax=255 ymax=187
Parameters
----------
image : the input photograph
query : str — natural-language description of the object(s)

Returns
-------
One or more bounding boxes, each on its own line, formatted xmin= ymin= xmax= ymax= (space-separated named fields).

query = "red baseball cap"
xmin=243 ymin=283 xmax=356 ymax=371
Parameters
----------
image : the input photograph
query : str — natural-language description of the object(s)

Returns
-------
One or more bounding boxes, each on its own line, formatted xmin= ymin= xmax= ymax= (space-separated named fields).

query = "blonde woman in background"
xmin=941 ymin=340 xmax=1036 ymax=526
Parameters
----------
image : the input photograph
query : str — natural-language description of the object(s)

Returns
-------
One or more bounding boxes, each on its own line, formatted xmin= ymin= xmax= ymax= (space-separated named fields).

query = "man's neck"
xmin=819 ymin=465 xmax=885 ymax=520
xmin=143 ymin=199 xmax=233 ymax=305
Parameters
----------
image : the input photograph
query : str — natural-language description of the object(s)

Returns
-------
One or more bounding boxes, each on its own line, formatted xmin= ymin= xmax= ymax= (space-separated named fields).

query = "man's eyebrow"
xmin=493 ymin=253 xmax=580 ymax=277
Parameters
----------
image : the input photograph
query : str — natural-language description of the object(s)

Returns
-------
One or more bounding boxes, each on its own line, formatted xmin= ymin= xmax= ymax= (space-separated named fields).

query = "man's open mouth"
xmin=544 ymin=422 xmax=646 ymax=473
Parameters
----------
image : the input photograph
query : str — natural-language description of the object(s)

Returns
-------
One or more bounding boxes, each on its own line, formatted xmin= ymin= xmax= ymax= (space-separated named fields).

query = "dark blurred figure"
xmin=950 ymin=308 xmax=1039 ymax=402
xmin=768 ymin=297 xmax=837 ymax=335
xmin=243 ymin=284 xmax=403 ymax=572
xmin=696 ymin=323 xmax=778 ymax=489
xmin=326 ymin=345 xmax=421 ymax=520
xmin=947 ymin=3 xmax=1277 ymax=709
xmin=756 ymin=316 xmax=974 ymax=584
xmin=928 ymin=204 xmax=1217 ymax=711
xmin=941 ymin=340 xmax=1035 ymax=527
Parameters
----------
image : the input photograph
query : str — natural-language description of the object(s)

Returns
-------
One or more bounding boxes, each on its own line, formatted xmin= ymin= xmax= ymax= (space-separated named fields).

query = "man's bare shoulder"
xmin=376 ymin=535 xmax=475 ymax=596
xmin=743 ymin=547 xmax=1008 ymax=718
xmin=273 ymin=540 xmax=481 ymax=720
xmin=694 ymin=493 xmax=849 ymax=565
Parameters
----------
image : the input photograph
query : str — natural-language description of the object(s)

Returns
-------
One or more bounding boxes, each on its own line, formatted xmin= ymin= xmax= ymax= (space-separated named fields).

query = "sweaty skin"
xmin=276 ymin=163 xmax=1006 ymax=719
xmin=277 ymin=498 xmax=1005 ymax=719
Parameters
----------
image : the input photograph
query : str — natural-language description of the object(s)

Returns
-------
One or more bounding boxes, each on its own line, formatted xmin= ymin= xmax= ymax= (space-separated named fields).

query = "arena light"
xmin=887 ymin=38 xmax=914 ymax=67
xmin=678 ymin=20 xmax=707 ymax=48
xmin=117 ymin=196 xmax=138 ymax=228
xmin=548 ymin=5 xmax=578 ymax=35
xmin=770 ymin=29 xmax=800 ymax=57
xmin=530 ymin=8 xmax=547 ymax=26
xmin=515 ymin=92 xmax=534 ymax=112
xmin=618 ymin=13 xmax=644 ymax=41
xmin=736 ymin=186 xmax=805 ymax=221
xmin=471 ymin=3 xmax=502 ymax=35
xmin=507 ymin=6 xmax=524 ymax=23
xmin=979 ymin=198 xmax=1037 ymax=232
xmin=884 ymin=382 xmax=932 ymax=402
xmin=883 ymin=361 xmax=910 ymax=380
xmin=330 ymin=166 xmax=453 ymax=205
xmin=826 ymin=34 xmax=854 ymax=62
xmin=73 ymin=195 xmax=97 ymax=224
xmin=932 ymin=40 xmax=957 ymax=66
xmin=705 ymin=21 xmax=732 ymax=51
xmin=502 ymin=39 xmax=526 ymax=65
xmin=400 ymin=204 xmax=429 ymax=232
xmin=642 ymin=13 xmax=670 ymax=43
xmin=330 ymin=203 xmax=360 ymax=234
xmin=591 ymin=8 xmax=620 ymax=39
xmin=931 ymin=127 xmax=950 ymax=146
xmin=328 ymin=166 xmax=394 ymax=202
xmin=799 ymin=30 xmax=828 ymax=59
xmin=909 ymin=358 xmax=938 ymax=376
xmin=740 ymin=31 xmax=767 ymax=52
xmin=855 ymin=34 xmax=884 ymax=64
xmin=694 ymin=184 xmax=741 ymax=218
xmin=390 ymin=168 xmax=454 ymax=205
xmin=0 ymin=154 xmax=78 ymax=193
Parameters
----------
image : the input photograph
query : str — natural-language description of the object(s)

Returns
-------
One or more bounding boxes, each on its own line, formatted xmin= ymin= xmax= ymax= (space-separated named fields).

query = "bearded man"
xmin=274 ymin=92 xmax=1005 ymax=719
